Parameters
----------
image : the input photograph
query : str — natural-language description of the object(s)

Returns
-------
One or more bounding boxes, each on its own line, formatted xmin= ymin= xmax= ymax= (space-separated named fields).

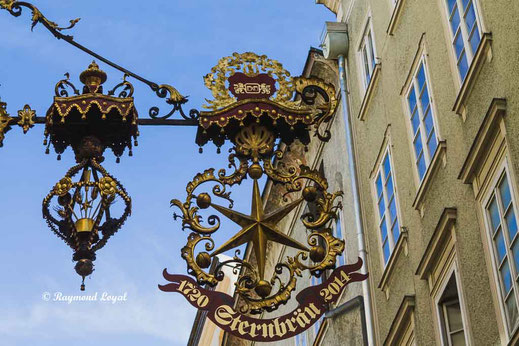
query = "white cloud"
xmin=0 ymin=258 xmax=196 ymax=344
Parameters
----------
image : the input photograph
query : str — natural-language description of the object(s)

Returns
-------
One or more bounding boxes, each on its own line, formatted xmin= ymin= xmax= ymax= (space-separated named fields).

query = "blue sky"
xmin=0 ymin=1 xmax=333 ymax=345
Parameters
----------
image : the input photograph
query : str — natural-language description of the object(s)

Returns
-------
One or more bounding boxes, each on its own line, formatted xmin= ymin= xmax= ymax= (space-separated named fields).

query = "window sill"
xmin=378 ymin=227 xmax=409 ymax=300
xmin=387 ymin=0 xmax=407 ymax=36
xmin=412 ymin=140 xmax=447 ymax=216
xmin=453 ymin=33 xmax=493 ymax=119
xmin=358 ymin=63 xmax=381 ymax=121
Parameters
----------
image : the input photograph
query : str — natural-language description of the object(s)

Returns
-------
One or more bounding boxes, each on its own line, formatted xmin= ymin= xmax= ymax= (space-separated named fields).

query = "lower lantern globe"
xmin=42 ymin=137 xmax=131 ymax=290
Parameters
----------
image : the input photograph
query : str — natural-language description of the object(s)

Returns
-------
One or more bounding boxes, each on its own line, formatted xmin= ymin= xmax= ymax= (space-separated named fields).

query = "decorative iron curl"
xmin=235 ymin=258 xmax=303 ymax=314
xmin=107 ymin=74 xmax=134 ymax=98
xmin=295 ymin=229 xmax=345 ymax=277
xmin=181 ymin=232 xmax=220 ymax=286
xmin=171 ymin=168 xmax=239 ymax=235
xmin=149 ymin=84 xmax=196 ymax=120
xmin=294 ymin=76 xmax=338 ymax=142
xmin=54 ymin=74 xmax=80 ymax=97
xmin=0 ymin=1 xmax=80 ymax=39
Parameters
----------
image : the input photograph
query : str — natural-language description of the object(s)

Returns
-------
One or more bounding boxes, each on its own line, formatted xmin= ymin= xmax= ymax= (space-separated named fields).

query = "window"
xmin=406 ymin=58 xmax=439 ymax=181
xmin=359 ymin=21 xmax=377 ymax=89
xmin=311 ymin=275 xmax=324 ymax=338
xmin=295 ymin=330 xmax=308 ymax=346
xmin=437 ymin=274 xmax=468 ymax=345
xmin=444 ymin=0 xmax=482 ymax=80
xmin=484 ymin=167 xmax=519 ymax=332
xmin=334 ymin=216 xmax=345 ymax=267
xmin=374 ymin=148 xmax=400 ymax=264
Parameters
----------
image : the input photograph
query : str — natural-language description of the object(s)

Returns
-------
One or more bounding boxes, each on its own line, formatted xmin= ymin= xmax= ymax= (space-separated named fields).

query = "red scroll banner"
xmin=158 ymin=258 xmax=368 ymax=342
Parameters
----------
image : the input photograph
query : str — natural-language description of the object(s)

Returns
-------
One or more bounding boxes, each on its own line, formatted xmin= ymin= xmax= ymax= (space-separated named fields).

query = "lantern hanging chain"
xmin=0 ymin=1 xmax=199 ymax=123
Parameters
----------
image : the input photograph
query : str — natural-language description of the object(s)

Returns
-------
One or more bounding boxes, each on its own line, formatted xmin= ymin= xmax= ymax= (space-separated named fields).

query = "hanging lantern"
xmin=41 ymin=62 xmax=135 ymax=290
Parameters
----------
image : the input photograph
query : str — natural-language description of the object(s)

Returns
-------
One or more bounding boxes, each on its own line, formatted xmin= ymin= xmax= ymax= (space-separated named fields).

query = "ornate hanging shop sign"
xmin=159 ymin=52 xmax=368 ymax=341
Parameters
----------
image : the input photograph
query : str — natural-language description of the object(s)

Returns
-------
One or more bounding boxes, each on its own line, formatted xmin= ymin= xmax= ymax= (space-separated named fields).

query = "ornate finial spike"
xmin=79 ymin=60 xmax=107 ymax=88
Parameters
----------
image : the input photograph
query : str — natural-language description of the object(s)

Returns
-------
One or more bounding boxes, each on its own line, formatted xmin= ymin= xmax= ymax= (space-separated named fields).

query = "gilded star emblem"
xmin=211 ymin=179 xmax=309 ymax=280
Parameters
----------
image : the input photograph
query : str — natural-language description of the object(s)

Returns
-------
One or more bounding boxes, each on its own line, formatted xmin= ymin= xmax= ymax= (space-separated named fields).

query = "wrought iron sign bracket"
xmin=0 ymin=0 xmax=199 ymax=132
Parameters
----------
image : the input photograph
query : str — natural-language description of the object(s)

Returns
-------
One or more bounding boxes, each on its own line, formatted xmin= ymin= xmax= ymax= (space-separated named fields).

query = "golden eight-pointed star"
xmin=211 ymin=179 xmax=309 ymax=280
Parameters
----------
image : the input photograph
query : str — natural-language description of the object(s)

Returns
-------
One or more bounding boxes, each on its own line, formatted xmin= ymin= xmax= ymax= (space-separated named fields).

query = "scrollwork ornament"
xmin=172 ymin=126 xmax=345 ymax=314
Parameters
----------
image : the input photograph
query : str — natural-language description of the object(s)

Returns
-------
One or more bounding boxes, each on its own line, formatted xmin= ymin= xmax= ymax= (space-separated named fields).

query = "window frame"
xmin=356 ymin=13 xmax=378 ymax=92
xmin=433 ymin=263 xmax=471 ymax=346
xmin=440 ymin=0 xmax=485 ymax=85
xmin=482 ymin=158 xmax=519 ymax=336
xmin=333 ymin=211 xmax=346 ymax=267
xmin=372 ymin=145 xmax=402 ymax=267
xmin=404 ymin=55 xmax=441 ymax=185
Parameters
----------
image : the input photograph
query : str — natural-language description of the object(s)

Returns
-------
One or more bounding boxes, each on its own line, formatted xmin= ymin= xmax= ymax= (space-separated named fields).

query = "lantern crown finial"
xmin=80 ymin=60 xmax=107 ymax=89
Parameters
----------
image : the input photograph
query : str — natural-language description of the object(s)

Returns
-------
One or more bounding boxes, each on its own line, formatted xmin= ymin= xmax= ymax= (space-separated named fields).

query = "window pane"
xmin=336 ymin=219 xmax=343 ymax=239
xmin=458 ymin=52 xmax=469 ymax=80
xmin=417 ymin=64 xmax=426 ymax=90
xmin=499 ymin=176 xmax=512 ymax=209
xmin=428 ymin=132 xmax=438 ymax=157
xmin=378 ymin=198 xmax=385 ymax=218
xmin=506 ymin=294 xmax=519 ymax=329
xmin=424 ymin=108 xmax=434 ymax=135
xmin=470 ymin=25 xmax=481 ymax=55
xmin=496 ymin=231 xmax=506 ymax=263
xmin=383 ymin=154 xmax=391 ymax=179
xmin=414 ymin=133 xmax=423 ymax=158
xmin=392 ymin=219 xmax=400 ymax=243
xmin=450 ymin=6 xmax=460 ymax=34
xmin=389 ymin=198 xmax=397 ymax=223
xmin=489 ymin=198 xmax=501 ymax=232
xmin=418 ymin=155 xmax=427 ymax=180
xmin=411 ymin=110 xmax=420 ymax=134
xmin=454 ymin=31 xmax=464 ymax=58
xmin=465 ymin=2 xmax=477 ymax=30
xmin=447 ymin=0 xmax=456 ymax=12
xmin=446 ymin=302 xmax=464 ymax=332
xmin=362 ymin=46 xmax=370 ymax=86
xmin=383 ymin=241 xmax=390 ymax=262
xmin=408 ymin=88 xmax=417 ymax=115
xmin=462 ymin=0 xmax=470 ymax=10
xmin=368 ymin=31 xmax=376 ymax=69
xmin=376 ymin=174 xmax=383 ymax=198
xmin=387 ymin=175 xmax=394 ymax=199
xmin=506 ymin=208 xmax=518 ymax=240
xmin=501 ymin=260 xmax=512 ymax=294
xmin=381 ymin=217 xmax=388 ymax=240
xmin=420 ymin=85 xmax=430 ymax=111
xmin=513 ymin=241 xmax=519 ymax=274
xmin=450 ymin=331 xmax=466 ymax=346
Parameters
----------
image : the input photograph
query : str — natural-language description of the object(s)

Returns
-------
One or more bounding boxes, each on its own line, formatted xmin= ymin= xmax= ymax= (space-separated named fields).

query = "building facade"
xmin=217 ymin=0 xmax=519 ymax=345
